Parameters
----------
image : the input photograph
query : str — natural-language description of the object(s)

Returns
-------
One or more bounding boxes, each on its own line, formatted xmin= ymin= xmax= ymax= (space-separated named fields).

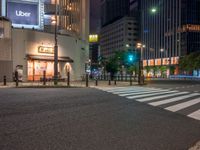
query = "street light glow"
xmin=160 ymin=48 xmax=164 ymax=52
xmin=151 ymin=8 xmax=157 ymax=13
xmin=126 ymin=44 xmax=130 ymax=48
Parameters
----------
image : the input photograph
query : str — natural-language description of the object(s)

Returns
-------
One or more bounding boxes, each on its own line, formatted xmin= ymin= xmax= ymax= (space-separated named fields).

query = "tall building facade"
xmin=141 ymin=0 xmax=200 ymax=68
xmin=101 ymin=0 xmax=130 ymax=27
xmin=1 ymin=0 xmax=89 ymax=39
xmin=90 ymin=0 xmax=101 ymax=33
xmin=100 ymin=17 xmax=139 ymax=58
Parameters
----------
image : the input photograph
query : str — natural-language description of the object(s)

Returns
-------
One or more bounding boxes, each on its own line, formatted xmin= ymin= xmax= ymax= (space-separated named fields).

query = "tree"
xmin=127 ymin=65 xmax=139 ymax=75
xmin=152 ymin=66 xmax=159 ymax=77
xmin=159 ymin=66 xmax=167 ymax=77
xmin=169 ymin=66 xmax=176 ymax=75
xmin=179 ymin=52 xmax=200 ymax=75
xmin=144 ymin=66 xmax=151 ymax=75
xmin=105 ymin=57 xmax=118 ymax=80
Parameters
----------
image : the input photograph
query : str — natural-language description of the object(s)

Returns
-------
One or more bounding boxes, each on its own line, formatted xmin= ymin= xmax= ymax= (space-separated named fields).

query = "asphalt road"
xmin=0 ymin=88 xmax=200 ymax=150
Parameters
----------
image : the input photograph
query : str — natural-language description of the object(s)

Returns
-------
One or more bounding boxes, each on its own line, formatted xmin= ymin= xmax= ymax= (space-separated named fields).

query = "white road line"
xmin=113 ymin=88 xmax=151 ymax=94
xmin=113 ymin=88 xmax=165 ymax=94
xmin=107 ymin=87 xmax=142 ymax=92
xmin=188 ymin=109 xmax=200 ymax=121
xmin=119 ymin=90 xmax=169 ymax=96
xmin=127 ymin=91 xmax=177 ymax=99
xmin=149 ymin=93 xmax=199 ymax=106
xmin=165 ymin=98 xmax=200 ymax=112
xmin=107 ymin=87 xmax=159 ymax=92
xmin=137 ymin=92 xmax=188 ymax=102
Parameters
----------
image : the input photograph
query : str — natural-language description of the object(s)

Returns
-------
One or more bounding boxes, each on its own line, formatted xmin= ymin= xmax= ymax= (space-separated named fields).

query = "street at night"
xmin=1 ymin=0 xmax=200 ymax=149
xmin=0 ymin=84 xmax=200 ymax=150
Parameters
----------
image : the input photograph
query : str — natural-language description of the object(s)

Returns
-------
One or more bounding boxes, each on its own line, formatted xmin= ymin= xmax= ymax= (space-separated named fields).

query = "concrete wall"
xmin=0 ymin=19 xmax=13 ymax=81
xmin=12 ymin=29 xmax=89 ymax=81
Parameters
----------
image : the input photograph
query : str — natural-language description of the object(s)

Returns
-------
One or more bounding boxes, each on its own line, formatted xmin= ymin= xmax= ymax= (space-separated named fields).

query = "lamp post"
xmin=160 ymin=48 xmax=164 ymax=65
xmin=54 ymin=0 xmax=58 ymax=85
xmin=137 ymin=43 xmax=145 ymax=85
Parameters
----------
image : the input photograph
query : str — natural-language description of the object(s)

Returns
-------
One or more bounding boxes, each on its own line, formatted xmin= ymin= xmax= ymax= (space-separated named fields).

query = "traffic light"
xmin=128 ymin=54 xmax=134 ymax=63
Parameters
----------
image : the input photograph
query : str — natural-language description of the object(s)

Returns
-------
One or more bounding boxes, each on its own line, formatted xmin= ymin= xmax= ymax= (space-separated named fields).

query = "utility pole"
xmin=54 ymin=0 xmax=58 ymax=85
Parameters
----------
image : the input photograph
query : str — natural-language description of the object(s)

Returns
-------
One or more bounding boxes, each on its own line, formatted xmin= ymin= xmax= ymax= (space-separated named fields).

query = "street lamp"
xmin=54 ymin=0 xmax=58 ymax=85
xmin=151 ymin=7 xmax=157 ymax=13
xmin=137 ymin=43 xmax=145 ymax=85
xmin=160 ymin=48 xmax=164 ymax=65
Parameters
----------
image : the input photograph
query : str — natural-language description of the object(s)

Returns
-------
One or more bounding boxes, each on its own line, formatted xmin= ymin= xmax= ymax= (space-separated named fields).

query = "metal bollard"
xmin=95 ymin=79 xmax=98 ymax=86
xmin=15 ymin=71 xmax=19 ymax=87
xmin=108 ymin=80 xmax=111 ymax=85
xmin=43 ymin=70 xmax=46 ymax=85
xmin=130 ymin=75 xmax=132 ymax=86
xmin=3 ymin=76 xmax=6 ymax=86
xmin=86 ymin=73 xmax=89 ymax=87
xmin=67 ymin=71 xmax=70 ymax=86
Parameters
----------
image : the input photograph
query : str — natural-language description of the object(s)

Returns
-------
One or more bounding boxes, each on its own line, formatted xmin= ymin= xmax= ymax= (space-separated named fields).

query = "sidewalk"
xmin=0 ymin=80 xmax=139 ymax=88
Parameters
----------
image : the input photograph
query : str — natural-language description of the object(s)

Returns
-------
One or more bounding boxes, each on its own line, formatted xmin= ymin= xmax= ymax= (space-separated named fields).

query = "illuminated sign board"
xmin=89 ymin=35 xmax=98 ymax=43
xmin=7 ymin=2 xmax=39 ymax=26
xmin=38 ymin=46 xmax=54 ymax=54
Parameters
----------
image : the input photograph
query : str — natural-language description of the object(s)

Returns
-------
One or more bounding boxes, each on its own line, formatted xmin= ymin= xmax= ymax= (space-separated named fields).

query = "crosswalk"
xmin=95 ymin=86 xmax=200 ymax=121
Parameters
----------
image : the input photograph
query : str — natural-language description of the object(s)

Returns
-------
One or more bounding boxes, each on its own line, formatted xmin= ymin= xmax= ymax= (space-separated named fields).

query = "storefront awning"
xmin=26 ymin=55 xmax=74 ymax=63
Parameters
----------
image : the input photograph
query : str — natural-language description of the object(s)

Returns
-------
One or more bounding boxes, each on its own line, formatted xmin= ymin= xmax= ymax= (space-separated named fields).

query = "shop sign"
xmin=38 ymin=46 xmax=54 ymax=54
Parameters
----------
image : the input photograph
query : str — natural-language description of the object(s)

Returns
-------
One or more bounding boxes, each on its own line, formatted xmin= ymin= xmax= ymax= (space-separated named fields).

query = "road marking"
xmin=107 ymin=87 xmax=159 ymax=92
xmin=119 ymin=90 xmax=169 ymax=96
xmin=127 ymin=91 xmax=177 ymax=99
xmin=114 ymin=88 xmax=166 ymax=94
xmin=165 ymin=98 xmax=200 ymax=112
xmin=113 ymin=88 xmax=152 ymax=94
xmin=188 ymin=109 xmax=200 ymax=121
xmin=137 ymin=92 xmax=188 ymax=102
xmin=149 ymin=93 xmax=199 ymax=106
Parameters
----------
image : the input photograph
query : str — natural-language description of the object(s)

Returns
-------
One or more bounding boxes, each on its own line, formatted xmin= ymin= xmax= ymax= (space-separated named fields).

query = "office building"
xmin=89 ymin=34 xmax=100 ymax=64
xmin=141 ymin=0 xmax=200 ymax=73
xmin=101 ymin=0 xmax=130 ymax=27
xmin=100 ymin=17 xmax=139 ymax=58
xmin=90 ymin=0 xmax=101 ymax=34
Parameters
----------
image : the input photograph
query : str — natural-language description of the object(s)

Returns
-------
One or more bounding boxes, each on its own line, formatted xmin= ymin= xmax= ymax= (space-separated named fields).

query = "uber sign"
xmin=7 ymin=2 xmax=38 ymax=26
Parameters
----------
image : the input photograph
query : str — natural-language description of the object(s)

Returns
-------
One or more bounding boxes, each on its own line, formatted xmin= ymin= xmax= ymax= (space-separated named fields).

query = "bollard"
xmin=108 ymin=80 xmax=111 ymax=85
xmin=43 ymin=70 xmax=46 ymax=85
xmin=86 ymin=73 xmax=89 ymax=87
xmin=67 ymin=71 xmax=70 ymax=86
xmin=15 ymin=71 xmax=19 ymax=87
xmin=3 ymin=76 xmax=6 ymax=86
xmin=95 ymin=79 xmax=98 ymax=86
xmin=114 ymin=80 xmax=116 ymax=85
xmin=130 ymin=75 xmax=132 ymax=86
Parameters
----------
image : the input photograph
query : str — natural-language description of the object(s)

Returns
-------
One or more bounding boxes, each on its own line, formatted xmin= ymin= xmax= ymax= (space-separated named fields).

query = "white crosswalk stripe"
xmin=95 ymin=86 xmax=200 ymax=121
xmin=149 ymin=93 xmax=199 ymax=106
xmin=137 ymin=92 xmax=188 ymax=102
xmin=127 ymin=91 xmax=177 ymax=99
xmin=188 ymin=109 xmax=200 ymax=121
xmin=119 ymin=90 xmax=169 ymax=96
xmin=165 ymin=98 xmax=200 ymax=112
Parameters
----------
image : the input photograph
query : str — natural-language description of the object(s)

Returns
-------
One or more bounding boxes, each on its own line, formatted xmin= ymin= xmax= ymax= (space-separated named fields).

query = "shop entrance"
xmin=28 ymin=60 xmax=54 ymax=81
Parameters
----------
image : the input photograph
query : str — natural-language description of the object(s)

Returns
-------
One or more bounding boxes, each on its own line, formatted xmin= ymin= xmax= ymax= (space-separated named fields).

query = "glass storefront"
xmin=28 ymin=60 xmax=55 ymax=81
